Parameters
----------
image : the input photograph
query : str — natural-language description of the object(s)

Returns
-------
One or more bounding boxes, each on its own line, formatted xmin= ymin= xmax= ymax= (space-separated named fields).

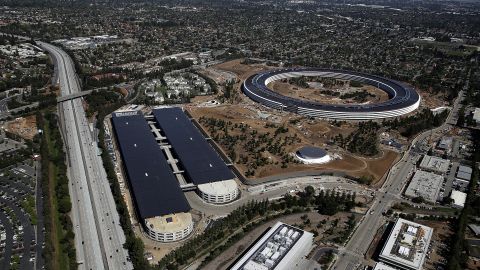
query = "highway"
xmin=38 ymin=41 xmax=133 ymax=270
xmin=333 ymin=88 xmax=466 ymax=269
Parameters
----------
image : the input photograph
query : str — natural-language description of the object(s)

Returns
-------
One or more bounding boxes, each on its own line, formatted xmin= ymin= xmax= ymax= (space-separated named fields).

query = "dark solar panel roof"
xmin=152 ymin=107 xmax=235 ymax=185
xmin=111 ymin=111 xmax=190 ymax=219
xmin=243 ymin=68 xmax=420 ymax=113
xmin=296 ymin=146 xmax=328 ymax=159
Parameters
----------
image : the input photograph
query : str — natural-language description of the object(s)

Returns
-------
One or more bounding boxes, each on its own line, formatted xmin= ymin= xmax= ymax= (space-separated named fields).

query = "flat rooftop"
xmin=450 ymin=190 xmax=467 ymax=208
xmin=111 ymin=111 xmax=190 ymax=219
xmin=145 ymin=212 xmax=192 ymax=233
xmin=230 ymin=222 xmax=313 ymax=270
xmin=373 ymin=262 xmax=398 ymax=270
xmin=152 ymin=107 xmax=235 ymax=185
xmin=380 ymin=218 xmax=433 ymax=270
xmin=405 ymin=170 xmax=443 ymax=203
xmin=419 ymin=155 xmax=450 ymax=174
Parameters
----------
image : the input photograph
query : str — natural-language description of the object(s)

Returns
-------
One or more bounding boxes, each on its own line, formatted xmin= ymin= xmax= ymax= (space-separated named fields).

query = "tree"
xmin=412 ymin=196 xmax=425 ymax=204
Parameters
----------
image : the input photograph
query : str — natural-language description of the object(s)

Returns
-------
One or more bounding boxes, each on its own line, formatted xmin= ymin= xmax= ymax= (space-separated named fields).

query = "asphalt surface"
xmin=332 ymin=89 xmax=466 ymax=270
xmin=0 ymin=164 xmax=38 ymax=270
xmin=186 ymin=176 xmax=370 ymax=217
xmin=33 ymin=161 xmax=45 ymax=270
xmin=38 ymin=41 xmax=132 ymax=270
xmin=0 ymin=210 xmax=14 ymax=270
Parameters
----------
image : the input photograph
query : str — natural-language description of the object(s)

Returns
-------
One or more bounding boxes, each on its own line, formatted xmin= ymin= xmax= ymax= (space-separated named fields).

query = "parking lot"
xmin=0 ymin=161 xmax=43 ymax=270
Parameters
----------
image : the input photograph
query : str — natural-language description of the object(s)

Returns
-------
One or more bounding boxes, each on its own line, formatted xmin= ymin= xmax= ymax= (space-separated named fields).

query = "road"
xmin=186 ymin=176 xmax=370 ymax=217
xmin=38 ymin=41 xmax=133 ymax=270
xmin=333 ymin=88 xmax=466 ymax=270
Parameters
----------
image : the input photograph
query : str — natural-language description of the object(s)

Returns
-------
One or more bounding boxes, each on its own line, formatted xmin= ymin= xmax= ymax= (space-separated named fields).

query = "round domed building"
xmin=295 ymin=146 xmax=331 ymax=164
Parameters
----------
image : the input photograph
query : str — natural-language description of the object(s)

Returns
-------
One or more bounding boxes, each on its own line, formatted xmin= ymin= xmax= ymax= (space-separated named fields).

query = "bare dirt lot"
xmin=188 ymin=105 xmax=398 ymax=182
xmin=4 ymin=115 xmax=37 ymax=140
xmin=269 ymin=81 xmax=389 ymax=105
xmin=188 ymin=60 xmax=399 ymax=182
xmin=211 ymin=59 xmax=268 ymax=81
xmin=418 ymin=220 xmax=454 ymax=270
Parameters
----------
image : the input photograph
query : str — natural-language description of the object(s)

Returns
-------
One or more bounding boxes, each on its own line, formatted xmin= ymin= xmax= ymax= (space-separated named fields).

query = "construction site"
xmin=3 ymin=115 xmax=38 ymax=140
xmin=188 ymin=59 xmax=402 ymax=183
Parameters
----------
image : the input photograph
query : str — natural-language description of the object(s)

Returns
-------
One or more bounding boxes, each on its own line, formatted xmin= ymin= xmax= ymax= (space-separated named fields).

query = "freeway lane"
xmin=39 ymin=41 xmax=132 ymax=270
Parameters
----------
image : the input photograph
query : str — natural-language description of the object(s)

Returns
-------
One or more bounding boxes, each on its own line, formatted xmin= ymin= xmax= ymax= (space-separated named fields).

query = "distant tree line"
xmin=445 ymin=129 xmax=480 ymax=270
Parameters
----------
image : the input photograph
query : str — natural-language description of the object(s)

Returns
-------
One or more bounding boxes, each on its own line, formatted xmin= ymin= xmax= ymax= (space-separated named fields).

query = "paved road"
xmin=186 ymin=176 xmax=369 ymax=217
xmin=38 ymin=41 xmax=132 ymax=270
xmin=333 ymin=88 xmax=466 ymax=270
xmin=33 ymin=161 xmax=45 ymax=270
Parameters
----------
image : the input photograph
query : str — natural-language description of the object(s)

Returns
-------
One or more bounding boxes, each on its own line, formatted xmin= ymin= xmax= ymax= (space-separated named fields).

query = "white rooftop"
xmin=373 ymin=262 xmax=398 ymax=270
xmin=197 ymin=179 xmax=238 ymax=196
xmin=380 ymin=218 xmax=433 ymax=270
xmin=450 ymin=190 xmax=467 ymax=208
xmin=473 ymin=108 xmax=480 ymax=123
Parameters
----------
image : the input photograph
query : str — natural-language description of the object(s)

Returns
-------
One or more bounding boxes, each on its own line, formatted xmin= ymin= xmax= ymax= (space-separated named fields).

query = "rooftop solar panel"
xmin=111 ymin=111 xmax=190 ymax=219
xmin=152 ymin=107 xmax=235 ymax=185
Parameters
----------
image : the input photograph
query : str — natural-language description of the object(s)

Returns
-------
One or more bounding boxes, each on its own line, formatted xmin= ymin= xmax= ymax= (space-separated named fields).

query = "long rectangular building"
xmin=111 ymin=111 xmax=190 ymax=220
xmin=152 ymin=107 xmax=235 ymax=185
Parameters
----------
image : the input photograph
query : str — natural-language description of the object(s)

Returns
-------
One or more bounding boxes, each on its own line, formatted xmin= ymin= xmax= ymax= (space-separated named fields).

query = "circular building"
xmin=144 ymin=212 xmax=194 ymax=242
xmin=295 ymin=146 xmax=331 ymax=164
xmin=197 ymin=179 xmax=239 ymax=204
xmin=242 ymin=68 xmax=421 ymax=120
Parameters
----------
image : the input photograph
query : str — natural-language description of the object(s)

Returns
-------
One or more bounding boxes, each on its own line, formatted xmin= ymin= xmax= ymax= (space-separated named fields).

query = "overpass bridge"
xmin=56 ymin=90 xmax=93 ymax=102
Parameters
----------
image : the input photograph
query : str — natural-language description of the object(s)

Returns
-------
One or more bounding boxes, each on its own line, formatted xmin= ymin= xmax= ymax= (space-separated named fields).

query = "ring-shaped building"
xmin=242 ymin=68 xmax=421 ymax=120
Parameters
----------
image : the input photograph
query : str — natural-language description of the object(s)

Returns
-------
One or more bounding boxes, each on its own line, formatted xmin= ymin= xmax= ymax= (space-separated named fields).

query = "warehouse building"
xmin=456 ymin=165 xmax=472 ymax=182
xmin=379 ymin=218 xmax=433 ymax=270
xmin=453 ymin=165 xmax=473 ymax=191
xmin=152 ymin=107 xmax=239 ymax=204
xmin=230 ymin=222 xmax=313 ymax=270
xmin=450 ymin=190 xmax=467 ymax=208
xmin=419 ymin=155 xmax=450 ymax=175
xmin=404 ymin=170 xmax=443 ymax=203
xmin=111 ymin=111 xmax=193 ymax=242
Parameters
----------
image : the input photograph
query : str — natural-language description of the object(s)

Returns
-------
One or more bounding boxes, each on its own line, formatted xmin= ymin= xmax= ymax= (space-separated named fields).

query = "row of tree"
xmin=86 ymin=93 xmax=154 ymax=269
xmin=445 ymin=129 xmax=480 ymax=270
xmin=38 ymin=111 xmax=77 ymax=269
xmin=383 ymin=108 xmax=448 ymax=137
xmin=158 ymin=185 xmax=356 ymax=269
